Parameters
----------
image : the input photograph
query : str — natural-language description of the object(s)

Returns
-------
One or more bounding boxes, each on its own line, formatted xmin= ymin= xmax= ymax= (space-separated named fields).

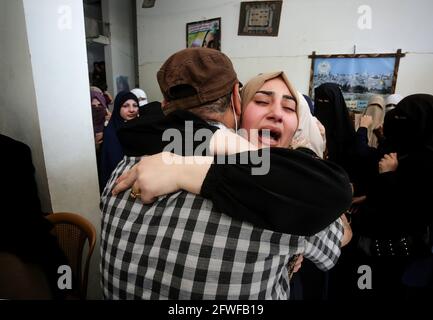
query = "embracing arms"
xmin=113 ymin=130 xmax=352 ymax=236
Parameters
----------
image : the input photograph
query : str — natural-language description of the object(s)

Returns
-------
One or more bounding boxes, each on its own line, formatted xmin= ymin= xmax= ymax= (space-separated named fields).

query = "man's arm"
xmin=302 ymin=217 xmax=345 ymax=271
xmin=113 ymin=148 xmax=352 ymax=236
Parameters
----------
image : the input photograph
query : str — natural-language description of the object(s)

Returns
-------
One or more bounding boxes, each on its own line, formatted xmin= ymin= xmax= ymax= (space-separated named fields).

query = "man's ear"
xmin=232 ymin=83 xmax=242 ymax=117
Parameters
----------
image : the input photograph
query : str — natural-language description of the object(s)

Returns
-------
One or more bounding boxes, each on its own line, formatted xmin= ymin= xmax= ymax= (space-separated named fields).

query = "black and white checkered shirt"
xmin=101 ymin=156 xmax=344 ymax=300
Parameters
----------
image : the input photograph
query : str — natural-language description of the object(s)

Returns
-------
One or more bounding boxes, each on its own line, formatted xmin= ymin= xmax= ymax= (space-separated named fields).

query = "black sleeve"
xmin=1 ymin=135 xmax=43 ymax=218
xmin=355 ymin=127 xmax=371 ymax=157
xmin=118 ymin=110 xmax=219 ymax=156
xmin=0 ymin=134 xmax=56 ymax=254
xmin=200 ymin=148 xmax=352 ymax=236
xmin=361 ymin=153 xmax=433 ymax=236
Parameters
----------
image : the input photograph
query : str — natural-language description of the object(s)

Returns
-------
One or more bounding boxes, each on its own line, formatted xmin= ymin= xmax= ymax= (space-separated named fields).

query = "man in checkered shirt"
xmin=100 ymin=48 xmax=347 ymax=299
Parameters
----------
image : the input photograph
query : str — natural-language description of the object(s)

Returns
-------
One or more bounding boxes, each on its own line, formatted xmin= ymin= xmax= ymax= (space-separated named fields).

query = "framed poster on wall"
xmin=308 ymin=50 xmax=405 ymax=113
xmin=238 ymin=1 xmax=282 ymax=36
xmin=186 ymin=17 xmax=221 ymax=51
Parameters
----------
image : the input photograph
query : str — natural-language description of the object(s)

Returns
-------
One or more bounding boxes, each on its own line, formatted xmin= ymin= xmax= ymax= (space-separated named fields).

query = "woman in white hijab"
xmin=131 ymin=88 xmax=148 ymax=107
xmin=293 ymin=92 xmax=326 ymax=158
xmin=385 ymin=93 xmax=403 ymax=113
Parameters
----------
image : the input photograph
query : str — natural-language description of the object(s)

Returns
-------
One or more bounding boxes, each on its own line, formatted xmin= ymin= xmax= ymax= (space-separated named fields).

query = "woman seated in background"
xmin=100 ymin=91 xmax=139 ymax=191
xmin=0 ymin=134 xmax=67 ymax=299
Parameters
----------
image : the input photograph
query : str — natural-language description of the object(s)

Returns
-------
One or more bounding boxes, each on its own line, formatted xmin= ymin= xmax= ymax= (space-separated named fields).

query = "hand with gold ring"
xmin=112 ymin=165 xmax=139 ymax=197
xmin=112 ymin=152 xmax=212 ymax=204
xmin=112 ymin=166 xmax=146 ymax=201
xmin=112 ymin=153 xmax=179 ymax=203
xmin=130 ymin=186 xmax=141 ymax=199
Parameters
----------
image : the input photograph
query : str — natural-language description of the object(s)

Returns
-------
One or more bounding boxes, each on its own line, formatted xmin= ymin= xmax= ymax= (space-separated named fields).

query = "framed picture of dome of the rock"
xmin=308 ymin=50 xmax=405 ymax=113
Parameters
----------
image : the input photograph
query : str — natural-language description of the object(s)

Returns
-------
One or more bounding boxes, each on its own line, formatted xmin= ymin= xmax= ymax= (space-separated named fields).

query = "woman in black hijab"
xmin=356 ymin=94 xmax=433 ymax=299
xmin=314 ymin=83 xmax=357 ymax=166
xmin=314 ymin=83 xmax=380 ymax=197
xmin=100 ymin=91 xmax=139 ymax=191
xmin=313 ymin=83 xmax=379 ymax=300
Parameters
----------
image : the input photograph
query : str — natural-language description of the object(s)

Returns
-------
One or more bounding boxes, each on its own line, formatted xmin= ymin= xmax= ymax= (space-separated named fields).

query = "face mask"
xmin=231 ymin=93 xmax=239 ymax=132
xmin=210 ymin=92 xmax=239 ymax=132
xmin=209 ymin=121 xmax=229 ymax=131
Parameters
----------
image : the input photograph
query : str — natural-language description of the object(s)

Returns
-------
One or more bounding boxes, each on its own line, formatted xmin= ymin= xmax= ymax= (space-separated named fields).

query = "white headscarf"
xmin=385 ymin=93 xmax=403 ymax=113
xmin=131 ymin=88 xmax=148 ymax=107
xmin=293 ymin=92 xmax=326 ymax=158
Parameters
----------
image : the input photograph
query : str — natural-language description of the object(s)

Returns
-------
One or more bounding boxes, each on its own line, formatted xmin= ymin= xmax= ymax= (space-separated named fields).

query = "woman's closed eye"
xmin=255 ymin=99 xmax=270 ymax=106
xmin=283 ymin=106 xmax=296 ymax=112
xmin=282 ymin=99 xmax=296 ymax=112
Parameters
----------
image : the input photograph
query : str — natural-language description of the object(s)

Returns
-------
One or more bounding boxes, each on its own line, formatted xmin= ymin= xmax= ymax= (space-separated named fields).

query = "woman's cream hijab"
xmin=240 ymin=71 xmax=325 ymax=157
xmin=240 ymin=71 xmax=300 ymax=118
xmin=294 ymin=93 xmax=326 ymax=158
xmin=362 ymin=95 xmax=385 ymax=148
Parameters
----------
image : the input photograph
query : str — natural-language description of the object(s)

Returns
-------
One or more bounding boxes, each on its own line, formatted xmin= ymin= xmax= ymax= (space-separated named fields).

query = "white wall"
xmin=0 ymin=0 xmax=102 ymax=299
xmin=102 ymin=0 xmax=136 ymax=94
xmin=136 ymin=0 xmax=433 ymax=101
xmin=0 ymin=0 xmax=52 ymax=212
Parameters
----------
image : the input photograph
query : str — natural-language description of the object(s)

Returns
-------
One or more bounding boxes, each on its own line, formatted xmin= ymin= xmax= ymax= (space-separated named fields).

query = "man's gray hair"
xmin=189 ymin=93 xmax=232 ymax=118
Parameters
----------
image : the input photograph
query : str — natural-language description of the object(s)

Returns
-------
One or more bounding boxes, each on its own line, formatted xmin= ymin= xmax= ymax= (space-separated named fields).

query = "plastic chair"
xmin=46 ymin=212 xmax=96 ymax=299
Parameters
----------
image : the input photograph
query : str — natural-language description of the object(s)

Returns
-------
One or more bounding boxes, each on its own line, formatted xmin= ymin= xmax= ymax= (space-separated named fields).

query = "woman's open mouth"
xmin=258 ymin=128 xmax=281 ymax=146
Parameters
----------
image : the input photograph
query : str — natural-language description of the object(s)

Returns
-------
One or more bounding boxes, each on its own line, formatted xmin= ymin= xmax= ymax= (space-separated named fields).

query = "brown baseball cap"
xmin=157 ymin=48 xmax=238 ymax=114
